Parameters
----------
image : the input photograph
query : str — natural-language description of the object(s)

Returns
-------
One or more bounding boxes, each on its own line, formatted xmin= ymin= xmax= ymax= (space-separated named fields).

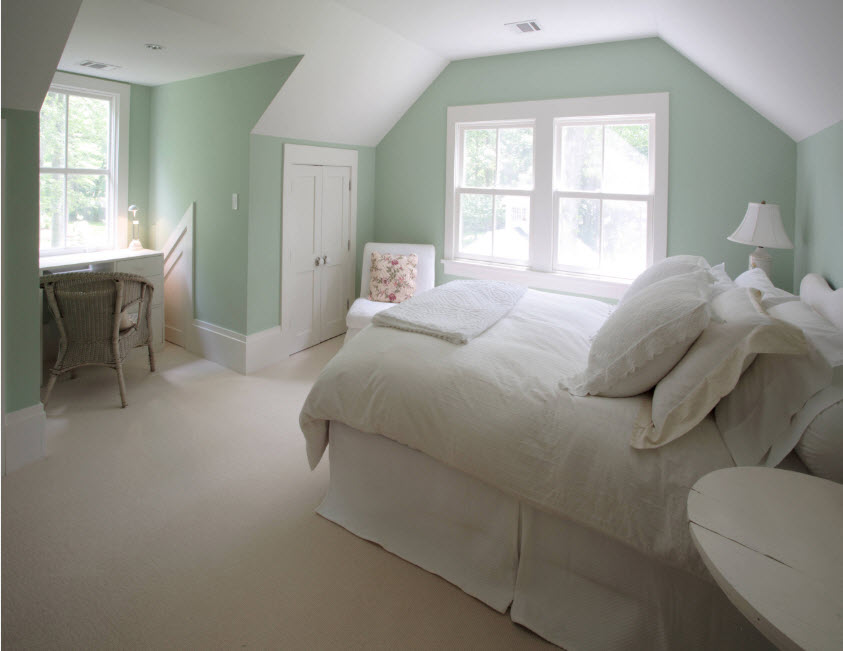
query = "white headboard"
xmin=801 ymin=273 xmax=843 ymax=330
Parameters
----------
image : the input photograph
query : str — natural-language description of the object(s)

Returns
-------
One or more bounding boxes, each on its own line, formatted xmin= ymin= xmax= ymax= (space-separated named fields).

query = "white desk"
xmin=40 ymin=249 xmax=165 ymax=351
xmin=688 ymin=467 xmax=843 ymax=651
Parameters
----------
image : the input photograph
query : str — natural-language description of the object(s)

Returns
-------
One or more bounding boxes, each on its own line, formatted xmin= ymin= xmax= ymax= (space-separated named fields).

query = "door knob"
xmin=315 ymin=257 xmax=322 ymax=266
xmin=322 ymin=255 xmax=329 ymax=265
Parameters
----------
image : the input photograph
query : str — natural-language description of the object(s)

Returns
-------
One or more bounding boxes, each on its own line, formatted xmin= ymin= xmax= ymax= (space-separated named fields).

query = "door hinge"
xmin=346 ymin=298 xmax=350 ymax=310
xmin=347 ymin=240 xmax=350 ymax=251
xmin=349 ymin=179 xmax=351 ymax=191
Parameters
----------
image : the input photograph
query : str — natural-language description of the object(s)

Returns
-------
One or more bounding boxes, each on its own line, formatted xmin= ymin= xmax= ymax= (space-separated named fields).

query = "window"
xmin=457 ymin=123 xmax=534 ymax=264
xmin=445 ymin=93 xmax=668 ymax=298
xmin=39 ymin=73 xmax=129 ymax=256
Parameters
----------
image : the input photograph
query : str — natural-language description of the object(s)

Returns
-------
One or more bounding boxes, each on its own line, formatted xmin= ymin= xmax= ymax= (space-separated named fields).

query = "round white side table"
xmin=688 ymin=467 xmax=843 ymax=651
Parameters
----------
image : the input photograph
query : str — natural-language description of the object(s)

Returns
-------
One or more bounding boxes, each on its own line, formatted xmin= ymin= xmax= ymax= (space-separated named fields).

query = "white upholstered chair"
xmin=345 ymin=242 xmax=436 ymax=343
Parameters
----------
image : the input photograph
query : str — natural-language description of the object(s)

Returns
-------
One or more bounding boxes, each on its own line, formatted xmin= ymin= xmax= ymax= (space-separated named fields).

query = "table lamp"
xmin=128 ymin=205 xmax=143 ymax=250
xmin=727 ymin=201 xmax=792 ymax=277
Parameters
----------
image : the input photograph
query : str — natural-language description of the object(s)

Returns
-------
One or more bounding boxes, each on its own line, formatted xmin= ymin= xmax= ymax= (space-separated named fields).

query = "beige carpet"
xmin=2 ymin=340 xmax=553 ymax=650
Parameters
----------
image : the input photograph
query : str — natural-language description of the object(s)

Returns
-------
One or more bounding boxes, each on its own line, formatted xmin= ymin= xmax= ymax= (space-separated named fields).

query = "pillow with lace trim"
xmin=638 ymin=287 xmax=809 ymax=450
xmin=561 ymin=270 xmax=712 ymax=398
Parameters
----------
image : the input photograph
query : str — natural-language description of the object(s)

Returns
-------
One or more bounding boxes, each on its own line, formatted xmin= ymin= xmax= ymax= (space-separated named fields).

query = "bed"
xmin=299 ymin=263 xmax=843 ymax=650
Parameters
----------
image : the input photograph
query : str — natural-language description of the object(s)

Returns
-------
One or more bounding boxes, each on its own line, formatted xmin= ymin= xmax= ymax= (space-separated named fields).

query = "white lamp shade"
xmin=728 ymin=202 xmax=793 ymax=249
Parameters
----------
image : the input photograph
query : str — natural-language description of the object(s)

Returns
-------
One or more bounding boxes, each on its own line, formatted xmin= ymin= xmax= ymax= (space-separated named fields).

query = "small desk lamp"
xmin=128 ymin=205 xmax=143 ymax=250
xmin=727 ymin=201 xmax=792 ymax=277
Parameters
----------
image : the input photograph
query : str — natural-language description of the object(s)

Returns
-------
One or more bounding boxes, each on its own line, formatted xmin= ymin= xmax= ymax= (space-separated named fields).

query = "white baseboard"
xmin=189 ymin=320 xmax=290 ymax=375
xmin=190 ymin=319 xmax=248 ymax=374
xmin=244 ymin=326 xmax=288 ymax=374
xmin=3 ymin=403 xmax=46 ymax=476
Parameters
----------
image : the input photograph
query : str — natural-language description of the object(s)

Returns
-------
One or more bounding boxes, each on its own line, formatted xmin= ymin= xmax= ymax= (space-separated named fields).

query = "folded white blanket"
xmin=371 ymin=279 xmax=526 ymax=344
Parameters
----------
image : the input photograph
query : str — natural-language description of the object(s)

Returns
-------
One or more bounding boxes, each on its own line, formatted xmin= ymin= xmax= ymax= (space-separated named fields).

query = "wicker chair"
xmin=41 ymin=272 xmax=156 ymax=408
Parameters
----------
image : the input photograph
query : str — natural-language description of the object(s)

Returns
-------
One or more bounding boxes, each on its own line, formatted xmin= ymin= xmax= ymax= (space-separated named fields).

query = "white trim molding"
xmin=3 ymin=403 xmax=46 ymax=475
xmin=244 ymin=326 xmax=287 ymax=374
xmin=444 ymin=92 xmax=669 ymax=299
xmin=161 ymin=203 xmax=196 ymax=353
xmin=192 ymin=320 xmax=248 ymax=374
xmin=442 ymin=259 xmax=628 ymax=300
xmin=191 ymin=321 xmax=289 ymax=375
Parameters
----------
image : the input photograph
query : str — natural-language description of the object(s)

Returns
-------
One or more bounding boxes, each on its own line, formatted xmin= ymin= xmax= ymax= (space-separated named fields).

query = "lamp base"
xmin=128 ymin=239 xmax=144 ymax=251
xmin=748 ymin=246 xmax=772 ymax=277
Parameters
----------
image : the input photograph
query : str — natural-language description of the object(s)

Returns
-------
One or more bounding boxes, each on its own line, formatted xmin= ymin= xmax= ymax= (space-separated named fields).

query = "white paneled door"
xmin=285 ymin=164 xmax=351 ymax=354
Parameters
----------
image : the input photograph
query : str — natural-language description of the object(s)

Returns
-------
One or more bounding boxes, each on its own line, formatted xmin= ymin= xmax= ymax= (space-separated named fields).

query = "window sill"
xmin=442 ymin=259 xmax=629 ymax=300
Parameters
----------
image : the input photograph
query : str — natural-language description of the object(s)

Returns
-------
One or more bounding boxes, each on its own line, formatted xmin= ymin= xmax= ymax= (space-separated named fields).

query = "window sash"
xmin=39 ymin=83 xmax=121 ymax=256
xmin=456 ymin=121 xmax=535 ymax=191
xmin=455 ymin=188 xmax=533 ymax=265
xmin=552 ymin=193 xmax=652 ymax=279
xmin=554 ymin=116 xmax=655 ymax=195
xmin=455 ymin=121 xmax=536 ymax=266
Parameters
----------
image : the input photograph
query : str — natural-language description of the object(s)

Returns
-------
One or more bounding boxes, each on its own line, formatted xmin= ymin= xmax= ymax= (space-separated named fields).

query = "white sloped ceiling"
xmin=55 ymin=0 xmax=842 ymax=144
xmin=139 ymin=0 xmax=446 ymax=147
xmin=250 ymin=2 xmax=447 ymax=146
xmin=2 ymin=0 xmax=83 ymax=111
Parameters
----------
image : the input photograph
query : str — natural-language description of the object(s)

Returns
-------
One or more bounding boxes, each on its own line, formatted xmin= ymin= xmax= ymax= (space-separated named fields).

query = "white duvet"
xmin=300 ymin=290 xmax=735 ymax=576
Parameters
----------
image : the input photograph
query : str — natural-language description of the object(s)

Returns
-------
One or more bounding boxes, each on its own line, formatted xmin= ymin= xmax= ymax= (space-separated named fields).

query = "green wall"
xmin=247 ymin=136 xmax=376 ymax=334
xmin=148 ymin=57 xmax=300 ymax=333
xmin=794 ymin=120 xmax=842 ymax=290
xmin=1 ymin=109 xmax=42 ymax=413
xmin=374 ymin=38 xmax=798 ymax=291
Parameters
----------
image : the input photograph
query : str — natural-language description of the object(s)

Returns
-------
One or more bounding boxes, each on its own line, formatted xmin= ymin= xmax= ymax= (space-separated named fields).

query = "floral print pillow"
xmin=368 ymin=252 xmax=418 ymax=303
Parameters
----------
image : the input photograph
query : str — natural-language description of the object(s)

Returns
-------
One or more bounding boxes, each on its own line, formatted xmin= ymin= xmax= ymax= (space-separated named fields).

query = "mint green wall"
xmin=247 ymin=136 xmax=376 ymax=334
xmin=2 ymin=109 xmax=42 ymax=413
xmin=794 ymin=120 xmax=842 ymax=290
xmin=148 ymin=57 xmax=300 ymax=334
xmin=128 ymin=83 xmax=152 ymax=244
xmin=375 ymin=38 xmax=797 ymax=291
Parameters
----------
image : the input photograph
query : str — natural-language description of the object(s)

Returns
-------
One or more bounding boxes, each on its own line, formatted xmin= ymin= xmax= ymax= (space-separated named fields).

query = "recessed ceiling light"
xmin=504 ymin=20 xmax=542 ymax=34
xmin=145 ymin=43 xmax=165 ymax=51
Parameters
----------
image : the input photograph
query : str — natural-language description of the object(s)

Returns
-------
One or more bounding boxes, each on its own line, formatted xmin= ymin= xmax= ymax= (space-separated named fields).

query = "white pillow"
xmin=768 ymin=301 xmax=843 ymax=366
xmin=710 ymin=262 xmax=735 ymax=297
xmin=562 ymin=270 xmax=712 ymax=398
xmin=715 ymin=347 xmax=832 ymax=466
xmin=734 ymin=268 xmax=798 ymax=309
xmin=620 ymin=255 xmax=711 ymax=305
xmin=636 ymin=287 xmax=809 ymax=449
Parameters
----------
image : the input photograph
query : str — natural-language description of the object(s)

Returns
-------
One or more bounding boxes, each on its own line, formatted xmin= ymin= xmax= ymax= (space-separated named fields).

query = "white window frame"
xmin=444 ymin=93 xmax=669 ymax=299
xmin=39 ymin=72 xmax=130 ymax=257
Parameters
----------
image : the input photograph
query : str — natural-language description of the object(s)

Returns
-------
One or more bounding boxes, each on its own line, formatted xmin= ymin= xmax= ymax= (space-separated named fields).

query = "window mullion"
xmin=64 ymin=93 xmax=69 ymax=171
xmin=58 ymin=174 xmax=68 ymax=249
xmin=530 ymin=117 xmax=553 ymax=272
xmin=62 ymin=94 xmax=69 ymax=250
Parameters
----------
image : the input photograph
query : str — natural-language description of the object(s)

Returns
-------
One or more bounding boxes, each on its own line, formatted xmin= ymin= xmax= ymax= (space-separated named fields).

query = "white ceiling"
xmin=54 ymin=0 xmax=842 ymax=143
xmin=58 ymin=0 xmax=299 ymax=86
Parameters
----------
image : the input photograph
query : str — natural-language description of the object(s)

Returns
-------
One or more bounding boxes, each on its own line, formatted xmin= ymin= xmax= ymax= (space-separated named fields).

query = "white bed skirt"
xmin=319 ymin=422 xmax=771 ymax=650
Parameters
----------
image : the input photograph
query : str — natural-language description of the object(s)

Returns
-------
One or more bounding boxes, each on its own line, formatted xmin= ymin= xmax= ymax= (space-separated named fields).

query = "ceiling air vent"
xmin=78 ymin=60 xmax=121 ymax=71
xmin=505 ymin=20 xmax=541 ymax=34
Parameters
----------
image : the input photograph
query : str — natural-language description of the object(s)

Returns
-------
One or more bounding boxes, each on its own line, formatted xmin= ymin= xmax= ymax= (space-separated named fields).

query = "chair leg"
xmin=115 ymin=364 xmax=128 ymax=408
xmin=43 ymin=374 xmax=58 ymax=406
xmin=148 ymin=343 xmax=156 ymax=373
